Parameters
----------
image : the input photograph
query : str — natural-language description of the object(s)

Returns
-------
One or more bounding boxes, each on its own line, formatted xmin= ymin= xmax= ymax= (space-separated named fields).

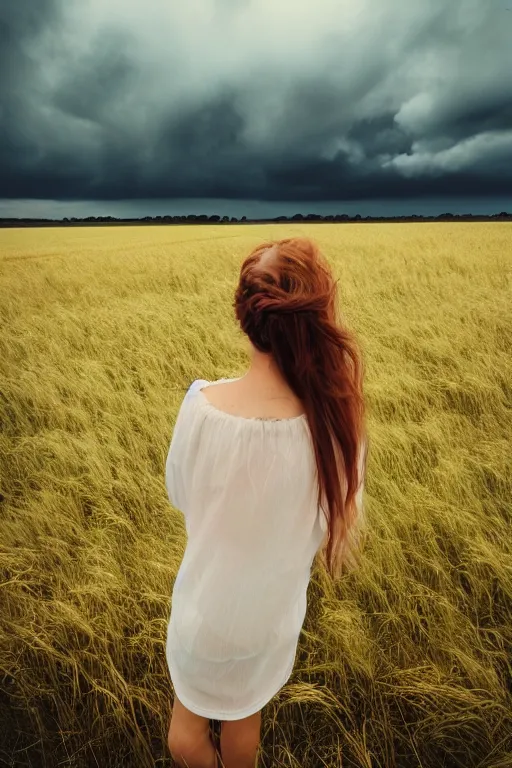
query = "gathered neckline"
xmin=196 ymin=379 xmax=308 ymax=425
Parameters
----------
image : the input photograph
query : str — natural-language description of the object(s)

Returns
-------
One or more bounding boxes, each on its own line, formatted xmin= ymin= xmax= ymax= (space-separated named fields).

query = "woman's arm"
xmin=165 ymin=382 xmax=198 ymax=514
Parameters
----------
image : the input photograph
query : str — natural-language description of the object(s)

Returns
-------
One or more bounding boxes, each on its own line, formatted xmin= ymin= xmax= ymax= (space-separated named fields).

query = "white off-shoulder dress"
xmin=165 ymin=378 xmax=365 ymax=721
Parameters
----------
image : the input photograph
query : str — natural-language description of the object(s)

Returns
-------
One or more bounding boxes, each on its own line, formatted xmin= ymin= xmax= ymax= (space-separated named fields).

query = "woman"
xmin=164 ymin=237 xmax=369 ymax=768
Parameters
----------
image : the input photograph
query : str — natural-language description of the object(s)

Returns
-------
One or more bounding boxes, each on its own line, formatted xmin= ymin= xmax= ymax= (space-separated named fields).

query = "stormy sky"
xmin=1 ymin=0 xmax=512 ymax=218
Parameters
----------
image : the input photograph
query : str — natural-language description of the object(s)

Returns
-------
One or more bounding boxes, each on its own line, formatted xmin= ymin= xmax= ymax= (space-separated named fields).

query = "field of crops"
xmin=1 ymin=223 xmax=511 ymax=767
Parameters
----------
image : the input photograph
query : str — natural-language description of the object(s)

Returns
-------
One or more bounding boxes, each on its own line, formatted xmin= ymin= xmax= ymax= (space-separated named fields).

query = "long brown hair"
xmin=234 ymin=237 xmax=368 ymax=578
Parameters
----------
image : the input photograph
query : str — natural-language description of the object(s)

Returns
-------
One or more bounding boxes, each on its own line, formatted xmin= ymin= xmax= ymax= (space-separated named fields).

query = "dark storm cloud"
xmin=1 ymin=0 xmax=511 ymax=203
xmin=52 ymin=34 xmax=135 ymax=125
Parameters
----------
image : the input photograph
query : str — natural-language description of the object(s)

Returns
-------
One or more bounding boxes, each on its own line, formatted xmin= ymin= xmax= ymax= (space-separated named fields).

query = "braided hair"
xmin=234 ymin=237 xmax=368 ymax=578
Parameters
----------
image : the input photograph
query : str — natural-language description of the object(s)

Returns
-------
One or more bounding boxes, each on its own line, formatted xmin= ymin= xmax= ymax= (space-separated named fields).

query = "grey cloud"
xmin=1 ymin=0 xmax=511 ymax=204
xmin=52 ymin=33 xmax=136 ymax=126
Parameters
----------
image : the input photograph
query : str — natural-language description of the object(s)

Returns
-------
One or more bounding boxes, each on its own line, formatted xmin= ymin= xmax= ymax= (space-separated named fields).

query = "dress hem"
xmin=170 ymin=654 xmax=296 ymax=721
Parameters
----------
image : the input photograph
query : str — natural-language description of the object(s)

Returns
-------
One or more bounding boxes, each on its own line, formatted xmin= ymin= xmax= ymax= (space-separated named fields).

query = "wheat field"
xmin=1 ymin=223 xmax=511 ymax=768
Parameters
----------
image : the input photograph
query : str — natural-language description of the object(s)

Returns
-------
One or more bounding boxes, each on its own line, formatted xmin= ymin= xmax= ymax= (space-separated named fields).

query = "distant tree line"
xmin=0 ymin=212 xmax=511 ymax=228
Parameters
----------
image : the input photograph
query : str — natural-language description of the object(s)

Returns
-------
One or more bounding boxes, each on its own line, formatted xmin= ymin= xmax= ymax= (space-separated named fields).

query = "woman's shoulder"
xmin=181 ymin=378 xmax=228 ymax=413
xmin=185 ymin=378 xmax=210 ymax=397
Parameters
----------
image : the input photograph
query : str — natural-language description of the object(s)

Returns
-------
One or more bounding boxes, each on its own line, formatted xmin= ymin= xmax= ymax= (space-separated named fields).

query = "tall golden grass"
xmin=1 ymin=223 xmax=511 ymax=767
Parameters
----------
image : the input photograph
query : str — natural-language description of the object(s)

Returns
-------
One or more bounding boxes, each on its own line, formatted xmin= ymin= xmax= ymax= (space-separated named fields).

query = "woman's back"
xmin=165 ymin=377 xmax=325 ymax=719
xmin=201 ymin=375 xmax=306 ymax=421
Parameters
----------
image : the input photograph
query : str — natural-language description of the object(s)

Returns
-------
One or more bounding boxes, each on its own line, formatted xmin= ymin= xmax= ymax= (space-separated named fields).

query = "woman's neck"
xmin=242 ymin=347 xmax=290 ymax=393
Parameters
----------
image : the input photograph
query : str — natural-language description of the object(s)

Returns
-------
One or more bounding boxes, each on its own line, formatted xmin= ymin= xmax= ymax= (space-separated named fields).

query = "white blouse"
xmin=165 ymin=378 xmax=365 ymax=720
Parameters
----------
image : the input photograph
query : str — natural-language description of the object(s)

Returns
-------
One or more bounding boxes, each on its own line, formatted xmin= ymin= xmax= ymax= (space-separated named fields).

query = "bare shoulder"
xmin=201 ymin=379 xmax=305 ymax=420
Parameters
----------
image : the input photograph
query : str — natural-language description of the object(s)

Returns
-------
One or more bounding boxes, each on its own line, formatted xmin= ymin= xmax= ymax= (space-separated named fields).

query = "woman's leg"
xmin=168 ymin=694 xmax=219 ymax=768
xmin=219 ymin=710 xmax=262 ymax=768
